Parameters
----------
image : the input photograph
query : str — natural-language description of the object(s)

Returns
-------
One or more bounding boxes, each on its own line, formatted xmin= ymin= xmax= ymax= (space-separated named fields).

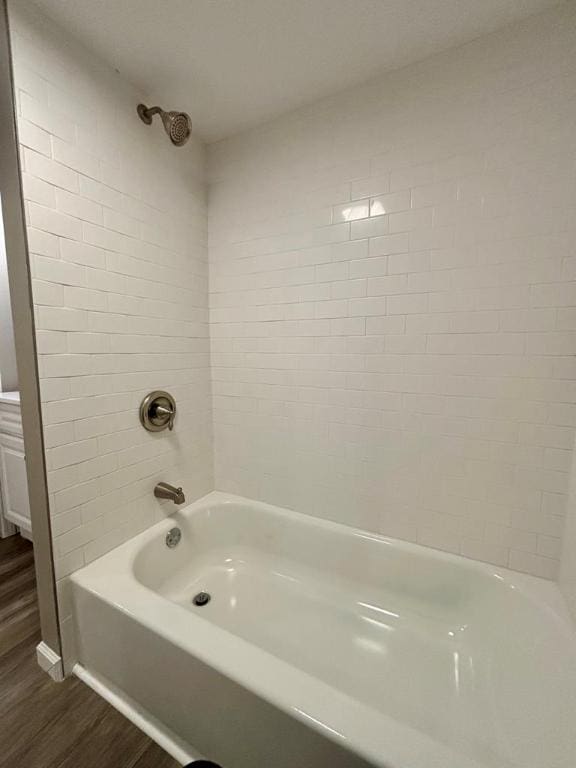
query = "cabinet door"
xmin=0 ymin=433 xmax=31 ymax=534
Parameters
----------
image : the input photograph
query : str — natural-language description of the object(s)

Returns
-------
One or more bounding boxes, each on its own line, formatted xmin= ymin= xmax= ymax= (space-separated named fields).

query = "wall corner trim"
xmin=36 ymin=641 xmax=65 ymax=682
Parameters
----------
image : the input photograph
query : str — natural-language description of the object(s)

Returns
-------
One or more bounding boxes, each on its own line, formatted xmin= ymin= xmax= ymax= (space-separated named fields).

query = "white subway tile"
xmin=53 ymin=137 xmax=100 ymax=180
xmin=20 ymin=91 xmax=75 ymax=143
xmin=67 ymin=333 xmax=110 ymax=354
xmin=79 ymin=176 xmax=123 ymax=209
xmin=24 ymin=148 xmax=78 ymax=192
xmin=63 ymin=286 xmax=107 ymax=312
xmin=526 ymin=332 xmax=576 ymax=356
xmin=32 ymin=279 xmax=63 ymax=307
xmin=331 ymin=239 xmax=368 ymax=262
xmin=388 ymin=251 xmax=430 ymax=275
xmin=389 ymin=207 xmax=433 ymax=234
xmin=366 ymin=316 xmax=406 ymax=335
xmin=315 ymin=299 xmax=349 ymax=319
xmin=332 ymin=200 xmax=369 ymax=223
xmin=390 ymin=163 xmax=435 ymax=192
xmin=350 ymin=216 xmax=389 ymax=240
xmin=411 ymin=181 xmax=456 ymax=209
xmin=387 ymin=293 xmax=429 ymax=315
xmin=27 ymin=228 xmax=59 ymax=258
xmin=22 ymin=173 xmax=56 ymax=207
xmin=508 ymin=550 xmax=558 ymax=579
xmin=103 ymin=208 xmax=140 ymax=237
xmin=83 ymin=221 xmax=133 ymax=254
xmin=50 ymin=439 xmax=99 ymax=470
xmin=370 ymin=191 xmax=410 ymax=216
xmin=36 ymin=330 xmax=67 ymax=354
xmin=34 ymin=255 xmax=86 ymax=287
xmin=19 ymin=119 xmax=51 ymax=156
xmin=349 ymin=256 xmax=388 ymax=279
xmin=368 ymin=233 xmax=409 ymax=258
xmin=28 ymin=202 xmax=82 ymax=240
xmin=60 ymin=239 xmax=106 ymax=269
xmin=349 ymin=297 xmax=387 ymax=317
xmin=351 ymin=175 xmax=390 ymax=200
xmin=55 ymin=187 xmax=103 ymax=224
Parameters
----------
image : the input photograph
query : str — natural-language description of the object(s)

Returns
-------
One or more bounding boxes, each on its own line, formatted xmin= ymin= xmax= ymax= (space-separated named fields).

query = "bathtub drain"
xmin=165 ymin=527 xmax=181 ymax=548
xmin=192 ymin=591 xmax=211 ymax=607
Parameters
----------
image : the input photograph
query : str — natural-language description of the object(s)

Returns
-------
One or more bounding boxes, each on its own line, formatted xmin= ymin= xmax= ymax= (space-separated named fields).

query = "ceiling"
xmin=28 ymin=0 xmax=561 ymax=143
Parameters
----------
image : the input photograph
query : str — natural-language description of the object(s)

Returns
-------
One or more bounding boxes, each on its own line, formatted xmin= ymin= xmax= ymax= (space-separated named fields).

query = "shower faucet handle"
xmin=139 ymin=391 xmax=177 ymax=432
xmin=153 ymin=403 xmax=175 ymax=430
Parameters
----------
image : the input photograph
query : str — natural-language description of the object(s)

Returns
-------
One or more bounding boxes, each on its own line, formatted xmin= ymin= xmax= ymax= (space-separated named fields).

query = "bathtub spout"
xmin=154 ymin=482 xmax=185 ymax=505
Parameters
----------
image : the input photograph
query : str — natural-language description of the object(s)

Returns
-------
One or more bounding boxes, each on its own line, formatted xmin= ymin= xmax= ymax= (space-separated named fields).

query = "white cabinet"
xmin=0 ymin=392 xmax=31 ymax=539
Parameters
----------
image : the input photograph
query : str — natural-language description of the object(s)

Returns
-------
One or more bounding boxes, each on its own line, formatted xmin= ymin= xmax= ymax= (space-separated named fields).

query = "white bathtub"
xmin=70 ymin=492 xmax=576 ymax=768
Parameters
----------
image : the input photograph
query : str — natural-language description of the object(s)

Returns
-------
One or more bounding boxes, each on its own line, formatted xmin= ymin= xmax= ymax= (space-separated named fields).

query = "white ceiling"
xmin=28 ymin=0 xmax=561 ymax=142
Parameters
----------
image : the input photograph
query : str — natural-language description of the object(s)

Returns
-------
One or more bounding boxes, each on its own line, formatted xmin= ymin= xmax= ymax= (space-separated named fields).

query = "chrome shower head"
xmin=137 ymin=103 xmax=192 ymax=146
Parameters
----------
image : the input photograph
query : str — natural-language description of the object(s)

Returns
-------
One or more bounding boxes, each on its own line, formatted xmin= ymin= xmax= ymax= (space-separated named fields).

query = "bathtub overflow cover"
xmin=193 ymin=591 xmax=211 ymax=607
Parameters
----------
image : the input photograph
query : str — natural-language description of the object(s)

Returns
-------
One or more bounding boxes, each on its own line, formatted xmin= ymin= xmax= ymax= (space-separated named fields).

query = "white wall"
xmin=0 ymin=203 xmax=18 ymax=391
xmin=208 ymin=4 xmax=576 ymax=580
xmin=9 ymin=3 xmax=213 ymax=648
xmin=8 ymin=1 xmax=576 ymax=660
xmin=559 ymin=444 xmax=576 ymax=619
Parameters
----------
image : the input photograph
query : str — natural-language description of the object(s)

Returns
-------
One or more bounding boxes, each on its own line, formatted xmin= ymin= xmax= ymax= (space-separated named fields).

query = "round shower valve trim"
xmin=140 ymin=390 xmax=177 ymax=432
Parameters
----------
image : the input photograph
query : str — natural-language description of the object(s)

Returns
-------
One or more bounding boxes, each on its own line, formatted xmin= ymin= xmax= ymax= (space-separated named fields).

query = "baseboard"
xmin=73 ymin=663 xmax=200 ymax=766
xmin=19 ymin=526 xmax=33 ymax=542
xmin=36 ymin=641 xmax=65 ymax=682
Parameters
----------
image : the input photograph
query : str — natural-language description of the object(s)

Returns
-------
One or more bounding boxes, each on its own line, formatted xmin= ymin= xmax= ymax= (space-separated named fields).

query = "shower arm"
xmin=137 ymin=104 xmax=163 ymax=125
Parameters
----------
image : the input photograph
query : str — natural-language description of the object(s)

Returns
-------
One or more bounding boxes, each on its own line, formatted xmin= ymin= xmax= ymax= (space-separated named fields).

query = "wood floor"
xmin=0 ymin=535 xmax=182 ymax=768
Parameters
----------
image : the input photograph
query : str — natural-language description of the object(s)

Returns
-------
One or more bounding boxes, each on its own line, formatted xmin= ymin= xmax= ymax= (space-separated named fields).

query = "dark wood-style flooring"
xmin=0 ymin=534 xmax=181 ymax=768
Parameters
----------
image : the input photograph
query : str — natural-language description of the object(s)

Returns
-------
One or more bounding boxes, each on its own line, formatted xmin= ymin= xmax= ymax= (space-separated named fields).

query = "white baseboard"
xmin=73 ymin=663 xmax=200 ymax=765
xmin=36 ymin=641 xmax=65 ymax=682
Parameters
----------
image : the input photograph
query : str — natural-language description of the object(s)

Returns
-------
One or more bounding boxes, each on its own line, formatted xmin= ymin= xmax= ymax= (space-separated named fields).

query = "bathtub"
xmin=70 ymin=492 xmax=576 ymax=768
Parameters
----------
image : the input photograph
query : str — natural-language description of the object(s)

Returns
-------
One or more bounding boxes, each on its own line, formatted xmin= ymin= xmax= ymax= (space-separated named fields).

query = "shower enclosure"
xmin=2 ymin=0 xmax=576 ymax=766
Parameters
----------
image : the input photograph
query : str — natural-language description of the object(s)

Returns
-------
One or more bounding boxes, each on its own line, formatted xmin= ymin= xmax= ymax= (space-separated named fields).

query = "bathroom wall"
xmin=0 ymin=204 xmax=18 ymax=391
xmin=559 ymin=444 xmax=576 ymax=619
xmin=7 ymin=0 xmax=576 ymax=664
xmin=208 ymin=4 xmax=576 ymax=579
xmin=9 ymin=3 xmax=213 ymax=640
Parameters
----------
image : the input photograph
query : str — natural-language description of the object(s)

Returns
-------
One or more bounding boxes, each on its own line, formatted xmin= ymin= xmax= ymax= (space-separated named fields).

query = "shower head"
xmin=137 ymin=103 xmax=192 ymax=146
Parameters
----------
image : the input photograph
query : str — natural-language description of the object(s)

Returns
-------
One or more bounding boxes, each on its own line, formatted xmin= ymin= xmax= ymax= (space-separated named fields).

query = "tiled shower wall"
xmin=559 ymin=449 xmax=576 ymax=618
xmin=208 ymin=4 xmax=576 ymax=579
xmin=7 ymin=0 xmax=576 ymax=636
xmin=9 ymin=3 xmax=213 ymax=633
